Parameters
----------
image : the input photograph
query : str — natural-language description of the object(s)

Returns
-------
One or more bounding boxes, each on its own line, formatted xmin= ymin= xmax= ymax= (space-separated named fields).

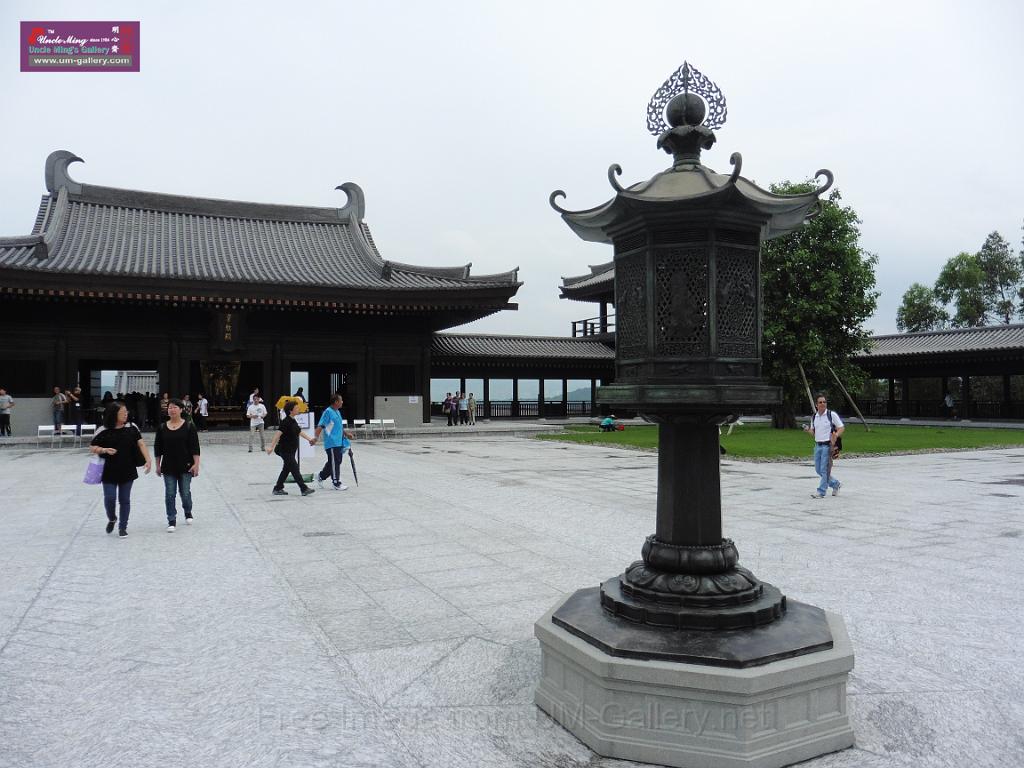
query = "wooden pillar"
xmin=962 ymin=375 xmax=972 ymax=418
xmin=538 ymin=378 xmax=544 ymax=419
xmin=1003 ymin=374 xmax=1012 ymax=419
xmin=168 ymin=341 xmax=180 ymax=399
xmin=590 ymin=378 xmax=598 ymax=417
xmin=483 ymin=378 xmax=490 ymax=419
xmin=512 ymin=378 xmax=519 ymax=418
xmin=460 ymin=377 xmax=467 ymax=396
xmin=887 ymin=378 xmax=896 ymax=417
xmin=562 ymin=378 xmax=569 ymax=418
xmin=901 ymin=377 xmax=910 ymax=417
xmin=55 ymin=337 xmax=68 ymax=388
xmin=420 ymin=345 xmax=431 ymax=424
xmin=599 ymin=301 xmax=608 ymax=334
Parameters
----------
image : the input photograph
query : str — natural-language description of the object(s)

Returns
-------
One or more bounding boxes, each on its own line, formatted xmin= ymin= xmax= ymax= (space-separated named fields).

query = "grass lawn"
xmin=537 ymin=422 xmax=1024 ymax=459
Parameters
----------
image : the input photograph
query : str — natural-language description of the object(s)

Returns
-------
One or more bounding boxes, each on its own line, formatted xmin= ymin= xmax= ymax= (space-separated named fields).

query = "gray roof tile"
xmin=433 ymin=333 xmax=615 ymax=360
xmin=855 ymin=325 xmax=1024 ymax=358
xmin=0 ymin=152 xmax=521 ymax=298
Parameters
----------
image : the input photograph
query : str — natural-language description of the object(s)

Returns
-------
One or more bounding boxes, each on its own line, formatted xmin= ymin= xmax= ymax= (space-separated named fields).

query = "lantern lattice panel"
xmin=715 ymin=246 xmax=757 ymax=358
xmin=655 ymin=247 xmax=708 ymax=356
xmin=616 ymin=255 xmax=648 ymax=358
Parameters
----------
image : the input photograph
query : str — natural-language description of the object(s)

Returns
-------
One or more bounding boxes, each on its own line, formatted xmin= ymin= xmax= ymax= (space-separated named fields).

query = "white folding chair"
xmin=351 ymin=419 xmax=366 ymax=438
xmin=382 ymin=419 xmax=396 ymax=438
xmin=59 ymin=426 xmax=78 ymax=447
xmin=79 ymin=423 xmax=97 ymax=447
xmin=369 ymin=419 xmax=384 ymax=438
xmin=37 ymin=425 xmax=55 ymax=448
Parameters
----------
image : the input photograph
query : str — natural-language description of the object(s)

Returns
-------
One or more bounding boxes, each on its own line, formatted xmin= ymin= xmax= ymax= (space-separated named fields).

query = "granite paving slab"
xmin=0 ymin=437 xmax=1021 ymax=767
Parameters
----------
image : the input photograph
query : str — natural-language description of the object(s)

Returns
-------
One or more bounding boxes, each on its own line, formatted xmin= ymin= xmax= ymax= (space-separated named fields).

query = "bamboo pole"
xmin=797 ymin=361 xmax=815 ymax=414
xmin=826 ymin=362 xmax=871 ymax=431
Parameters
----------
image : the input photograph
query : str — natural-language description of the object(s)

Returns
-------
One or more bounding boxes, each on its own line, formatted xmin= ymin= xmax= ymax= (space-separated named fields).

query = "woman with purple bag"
xmin=90 ymin=401 xmax=152 ymax=538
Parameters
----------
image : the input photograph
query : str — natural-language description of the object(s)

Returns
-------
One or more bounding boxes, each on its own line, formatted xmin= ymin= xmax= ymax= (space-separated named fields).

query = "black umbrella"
xmin=348 ymin=447 xmax=359 ymax=486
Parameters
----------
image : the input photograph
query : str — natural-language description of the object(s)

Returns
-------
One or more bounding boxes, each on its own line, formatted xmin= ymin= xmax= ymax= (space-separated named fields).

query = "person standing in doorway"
xmin=804 ymin=394 xmax=844 ymax=499
xmin=292 ymin=386 xmax=306 ymax=403
xmin=66 ymin=386 xmax=83 ymax=436
xmin=181 ymin=394 xmax=194 ymax=426
xmin=155 ymin=398 xmax=201 ymax=531
xmin=266 ymin=400 xmax=315 ymax=497
xmin=247 ymin=395 xmax=268 ymax=453
xmin=311 ymin=393 xmax=354 ymax=491
xmin=467 ymin=392 xmax=477 ymax=425
xmin=159 ymin=392 xmax=171 ymax=424
xmin=196 ymin=392 xmax=209 ymax=431
xmin=458 ymin=392 xmax=468 ymax=425
xmin=0 ymin=388 xmax=14 ymax=436
xmin=444 ymin=393 xmax=454 ymax=426
xmin=90 ymin=401 xmax=152 ymax=537
xmin=51 ymin=386 xmax=67 ymax=431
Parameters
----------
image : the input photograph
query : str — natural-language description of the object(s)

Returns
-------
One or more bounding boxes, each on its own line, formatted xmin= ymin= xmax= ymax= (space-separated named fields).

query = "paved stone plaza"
xmin=1 ymin=435 xmax=1022 ymax=768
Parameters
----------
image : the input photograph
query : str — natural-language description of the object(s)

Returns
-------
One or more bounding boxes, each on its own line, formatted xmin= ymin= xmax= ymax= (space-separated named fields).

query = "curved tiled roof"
xmin=433 ymin=332 xmax=615 ymax=360
xmin=560 ymin=261 xmax=614 ymax=300
xmin=855 ymin=325 xmax=1024 ymax=358
xmin=0 ymin=151 xmax=521 ymax=298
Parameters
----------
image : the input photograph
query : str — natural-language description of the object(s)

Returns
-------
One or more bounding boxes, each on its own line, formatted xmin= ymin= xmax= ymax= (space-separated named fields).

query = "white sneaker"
xmin=333 ymin=482 xmax=348 ymax=491
xmin=185 ymin=516 xmax=193 ymax=525
xmin=167 ymin=525 xmax=176 ymax=532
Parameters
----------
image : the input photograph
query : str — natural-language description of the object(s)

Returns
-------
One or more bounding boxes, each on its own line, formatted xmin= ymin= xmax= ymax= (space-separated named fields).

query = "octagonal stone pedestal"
xmin=535 ymin=595 xmax=855 ymax=768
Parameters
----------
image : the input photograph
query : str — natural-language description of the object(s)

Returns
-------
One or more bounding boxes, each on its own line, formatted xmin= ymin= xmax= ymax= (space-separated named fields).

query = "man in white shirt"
xmin=247 ymin=395 xmax=268 ymax=453
xmin=803 ymin=394 xmax=844 ymax=498
xmin=196 ymin=393 xmax=209 ymax=431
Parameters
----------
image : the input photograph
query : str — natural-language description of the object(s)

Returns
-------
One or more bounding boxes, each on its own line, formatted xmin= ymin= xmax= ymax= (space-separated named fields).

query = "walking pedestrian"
xmin=51 ymin=386 xmax=67 ymax=431
xmin=266 ymin=400 xmax=316 ymax=497
xmin=0 ymin=388 xmax=13 ymax=436
xmin=247 ymin=395 xmax=268 ymax=452
xmin=196 ymin=392 xmax=209 ymax=431
xmin=311 ymin=393 xmax=354 ymax=491
xmin=804 ymin=394 xmax=844 ymax=499
xmin=90 ymin=401 xmax=152 ymax=537
xmin=467 ymin=392 xmax=476 ymax=425
xmin=154 ymin=398 xmax=201 ymax=532
xmin=182 ymin=394 xmax=194 ymax=426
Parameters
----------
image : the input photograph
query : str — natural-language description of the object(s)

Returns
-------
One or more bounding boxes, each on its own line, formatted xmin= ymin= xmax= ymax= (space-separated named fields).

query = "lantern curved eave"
xmin=551 ymin=164 xmax=832 ymax=244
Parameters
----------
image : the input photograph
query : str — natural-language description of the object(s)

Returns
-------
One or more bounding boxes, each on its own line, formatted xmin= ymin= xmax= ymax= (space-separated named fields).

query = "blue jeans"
xmin=163 ymin=473 xmax=193 ymax=523
xmin=102 ymin=481 xmax=133 ymax=531
xmin=813 ymin=443 xmax=839 ymax=495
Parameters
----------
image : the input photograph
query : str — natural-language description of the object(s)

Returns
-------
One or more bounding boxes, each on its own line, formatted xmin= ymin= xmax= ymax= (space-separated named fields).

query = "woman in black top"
xmin=266 ymin=400 xmax=315 ymax=497
xmin=155 ymin=398 xmax=201 ymax=532
xmin=90 ymin=401 xmax=152 ymax=537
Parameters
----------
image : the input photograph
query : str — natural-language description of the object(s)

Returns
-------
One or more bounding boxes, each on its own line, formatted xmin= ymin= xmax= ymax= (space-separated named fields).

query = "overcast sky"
xmin=3 ymin=1 xmax=1021 ymax=337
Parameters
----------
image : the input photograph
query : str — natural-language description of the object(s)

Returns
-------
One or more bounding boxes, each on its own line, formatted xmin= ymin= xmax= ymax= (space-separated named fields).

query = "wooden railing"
xmin=853 ymin=399 xmax=1024 ymax=420
xmin=571 ymin=314 xmax=616 ymax=337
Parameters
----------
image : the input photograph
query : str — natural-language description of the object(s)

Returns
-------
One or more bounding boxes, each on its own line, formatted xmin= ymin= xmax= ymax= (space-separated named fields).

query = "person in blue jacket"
xmin=311 ymin=393 xmax=354 ymax=490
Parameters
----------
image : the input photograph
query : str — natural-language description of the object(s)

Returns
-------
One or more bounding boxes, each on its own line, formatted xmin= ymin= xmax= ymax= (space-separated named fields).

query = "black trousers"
xmin=274 ymin=451 xmax=308 ymax=491
xmin=318 ymin=446 xmax=344 ymax=486
xmin=0 ymin=414 xmax=10 ymax=436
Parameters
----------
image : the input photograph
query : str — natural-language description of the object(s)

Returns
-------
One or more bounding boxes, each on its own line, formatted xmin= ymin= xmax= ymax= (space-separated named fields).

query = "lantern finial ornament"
xmin=646 ymin=61 xmax=728 ymax=135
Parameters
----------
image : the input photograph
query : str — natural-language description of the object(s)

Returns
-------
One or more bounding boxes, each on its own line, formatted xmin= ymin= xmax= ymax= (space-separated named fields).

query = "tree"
xmin=934 ymin=251 xmax=987 ymax=327
xmin=976 ymin=231 xmax=1022 ymax=324
xmin=896 ymin=283 xmax=948 ymax=332
xmin=761 ymin=185 xmax=879 ymax=428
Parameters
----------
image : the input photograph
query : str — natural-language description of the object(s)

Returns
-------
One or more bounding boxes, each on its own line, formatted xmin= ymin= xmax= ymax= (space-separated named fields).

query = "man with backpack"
xmin=804 ymin=394 xmax=844 ymax=498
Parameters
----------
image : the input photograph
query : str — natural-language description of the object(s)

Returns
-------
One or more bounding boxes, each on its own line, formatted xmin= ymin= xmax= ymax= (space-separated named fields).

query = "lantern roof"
xmin=551 ymin=65 xmax=833 ymax=245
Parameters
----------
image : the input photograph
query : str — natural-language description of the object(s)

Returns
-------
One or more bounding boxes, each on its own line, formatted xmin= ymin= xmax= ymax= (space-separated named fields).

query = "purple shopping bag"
xmin=83 ymin=456 xmax=104 ymax=485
